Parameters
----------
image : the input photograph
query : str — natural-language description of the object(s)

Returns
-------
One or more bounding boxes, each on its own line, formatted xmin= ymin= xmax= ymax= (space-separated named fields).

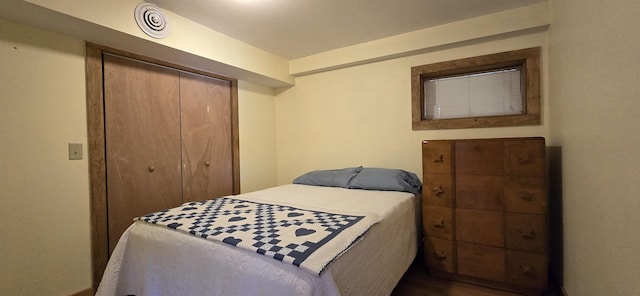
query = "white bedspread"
xmin=97 ymin=184 xmax=418 ymax=296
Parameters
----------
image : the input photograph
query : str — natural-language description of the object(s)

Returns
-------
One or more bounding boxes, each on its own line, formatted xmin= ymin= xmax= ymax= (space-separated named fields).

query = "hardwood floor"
xmin=391 ymin=258 xmax=562 ymax=296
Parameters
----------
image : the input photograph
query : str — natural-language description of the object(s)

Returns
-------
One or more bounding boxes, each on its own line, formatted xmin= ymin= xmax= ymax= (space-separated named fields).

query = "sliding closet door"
xmin=180 ymin=72 xmax=234 ymax=201
xmin=103 ymin=54 xmax=183 ymax=253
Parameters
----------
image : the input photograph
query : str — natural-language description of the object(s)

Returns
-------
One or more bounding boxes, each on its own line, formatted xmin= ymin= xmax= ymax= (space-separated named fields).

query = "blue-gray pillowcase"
xmin=292 ymin=166 xmax=363 ymax=188
xmin=348 ymin=167 xmax=422 ymax=195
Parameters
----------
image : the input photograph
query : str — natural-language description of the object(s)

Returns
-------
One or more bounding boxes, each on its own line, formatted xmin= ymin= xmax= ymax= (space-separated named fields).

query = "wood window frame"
xmin=411 ymin=47 xmax=541 ymax=130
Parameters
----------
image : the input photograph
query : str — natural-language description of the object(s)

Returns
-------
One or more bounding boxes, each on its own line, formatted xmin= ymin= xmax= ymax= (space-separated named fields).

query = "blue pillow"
xmin=292 ymin=166 xmax=363 ymax=188
xmin=348 ymin=167 xmax=422 ymax=195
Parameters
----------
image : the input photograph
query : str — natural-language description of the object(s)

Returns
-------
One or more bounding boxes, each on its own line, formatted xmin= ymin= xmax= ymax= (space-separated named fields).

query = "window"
xmin=411 ymin=47 xmax=541 ymax=130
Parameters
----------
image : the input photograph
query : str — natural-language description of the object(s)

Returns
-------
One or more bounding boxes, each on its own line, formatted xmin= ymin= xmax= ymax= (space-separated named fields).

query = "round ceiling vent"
xmin=134 ymin=3 xmax=170 ymax=39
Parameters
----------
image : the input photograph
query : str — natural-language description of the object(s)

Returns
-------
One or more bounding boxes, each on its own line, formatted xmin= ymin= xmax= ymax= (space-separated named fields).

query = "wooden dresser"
xmin=421 ymin=137 xmax=548 ymax=294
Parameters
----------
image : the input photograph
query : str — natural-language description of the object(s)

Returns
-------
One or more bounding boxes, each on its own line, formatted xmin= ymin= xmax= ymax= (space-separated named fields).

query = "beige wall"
xmin=548 ymin=0 xmax=640 ymax=295
xmin=0 ymin=19 xmax=90 ymax=295
xmin=2 ymin=0 xmax=292 ymax=87
xmin=238 ymin=81 xmax=278 ymax=193
xmin=0 ymin=18 xmax=279 ymax=295
xmin=275 ymin=30 xmax=549 ymax=185
xmin=5 ymin=0 xmax=640 ymax=295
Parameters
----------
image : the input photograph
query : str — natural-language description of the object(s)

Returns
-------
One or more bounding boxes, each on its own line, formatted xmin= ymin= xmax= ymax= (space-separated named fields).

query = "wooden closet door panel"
xmin=180 ymin=72 xmax=233 ymax=202
xmin=103 ymin=54 xmax=182 ymax=253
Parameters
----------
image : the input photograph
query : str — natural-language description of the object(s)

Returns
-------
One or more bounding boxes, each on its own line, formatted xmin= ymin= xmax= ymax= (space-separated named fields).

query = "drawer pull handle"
xmin=517 ymin=229 xmax=536 ymax=239
xmin=204 ymin=161 xmax=211 ymax=166
xmin=433 ymin=250 xmax=447 ymax=260
xmin=433 ymin=154 xmax=444 ymax=163
xmin=432 ymin=219 xmax=445 ymax=228
xmin=519 ymin=264 xmax=534 ymax=275
xmin=519 ymin=192 xmax=534 ymax=201
xmin=516 ymin=154 xmax=531 ymax=164
xmin=148 ymin=166 xmax=155 ymax=173
xmin=432 ymin=186 xmax=445 ymax=196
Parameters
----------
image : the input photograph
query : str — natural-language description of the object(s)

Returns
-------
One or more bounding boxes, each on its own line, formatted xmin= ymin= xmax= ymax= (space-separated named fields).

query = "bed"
xmin=96 ymin=167 xmax=421 ymax=296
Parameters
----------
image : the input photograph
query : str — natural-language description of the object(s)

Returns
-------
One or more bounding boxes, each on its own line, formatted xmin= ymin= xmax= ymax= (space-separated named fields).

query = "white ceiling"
xmin=151 ymin=0 xmax=546 ymax=60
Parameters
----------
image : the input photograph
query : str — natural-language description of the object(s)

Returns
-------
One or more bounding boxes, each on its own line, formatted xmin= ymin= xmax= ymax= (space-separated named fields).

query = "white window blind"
xmin=423 ymin=67 xmax=524 ymax=120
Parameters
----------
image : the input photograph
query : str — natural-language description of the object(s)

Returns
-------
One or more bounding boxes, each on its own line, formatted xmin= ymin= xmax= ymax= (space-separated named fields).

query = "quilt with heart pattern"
xmin=136 ymin=197 xmax=381 ymax=276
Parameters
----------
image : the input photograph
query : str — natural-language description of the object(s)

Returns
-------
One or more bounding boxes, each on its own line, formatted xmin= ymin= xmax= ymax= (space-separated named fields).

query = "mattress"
xmin=96 ymin=184 xmax=419 ymax=296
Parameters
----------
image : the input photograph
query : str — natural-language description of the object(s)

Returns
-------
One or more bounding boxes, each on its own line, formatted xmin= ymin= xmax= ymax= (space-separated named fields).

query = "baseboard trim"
xmin=70 ymin=288 xmax=93 ymax=296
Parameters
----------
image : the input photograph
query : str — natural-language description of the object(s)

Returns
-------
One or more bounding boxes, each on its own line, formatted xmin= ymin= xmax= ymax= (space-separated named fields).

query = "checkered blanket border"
xmin=136 ymin=197 xmax=369 ymax=275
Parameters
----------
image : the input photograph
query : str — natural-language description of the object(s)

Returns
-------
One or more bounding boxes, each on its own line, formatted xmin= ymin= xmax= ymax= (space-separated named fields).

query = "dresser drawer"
xmin=423 ymin=206 xmax=454 ymax=240
xmin=505 ymin=139 xmax=546 ymax=177
xmin=424 ymin=237 xmax=456 ymax=273
xmin=421 ymin=137 xmax=548 ymax=292
xmin=457 ymin=242 xmax=505 ymax=282
xmin=455 ymin=140 xmax=504 ymax=175
xmin=506 ymin=213 xmax=546 ymax=252
xmin=424 ymin=174 xmax=454 ymax=207
xmin=506 ymin=176 xmax=546 ymax=214
xmin=422 ymin=141 xmax=454 ymax=174
xmin=456 ymin=175 xmax=505 ymax=211
xmin=506 ymin=250 xmax=548 ymax=289
xmin=456 ymin=208 xmax=504 ymax=247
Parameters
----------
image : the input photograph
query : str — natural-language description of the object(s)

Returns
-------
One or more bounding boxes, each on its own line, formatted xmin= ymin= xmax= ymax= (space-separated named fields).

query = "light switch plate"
xmin=68 ymin=143 xmax=83 ymax=160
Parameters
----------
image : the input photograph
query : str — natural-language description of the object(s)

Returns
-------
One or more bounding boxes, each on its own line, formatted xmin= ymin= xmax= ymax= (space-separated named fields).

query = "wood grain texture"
xmin=411 ymin=47 xmax=541 ymax=130
xmin=455 ymin=140 xmax=503 ymax=175
xmin=103 ymin=54 xmax=183 ymax=254
xmin=505 ymin=139 xmax=546 ymax=177
xmin=422 ymin=141 xmax=454 ymax=174
xmin=229 ymin=80 xmax=240 ymax=194
xmin=424 ymin=205 xmax=455 ymax=240
xmin=455 ymin=208 xmax=505 ymax=247
xmin=392 ymin=256 xmax=562 ymax=296
xmin=180 ymin=72 xmax=233 ymax=201
xmin=424 ymin=237 xmax=457 ymax=273
xmin=392 ymin=257 xmax=530 ymax=296
xmin=506 ymin=250 xmax=548 ymax=289
xmin=86 ymin=43 xmax=241 ymax=292
xmin=85 ymin=43 xmax=108 ymax=292
xmin=456 ymin=175 xmax=505 ymax=211
xmin=424 ymin=174 xmax=455 ymax=208
xmin=506 ymin=213 xmax=546 ymax=253
xmin=457 ymin=242 xmax=506 ymax=283
xmin=422 ymin=138 xmax=549 ymax=293
xmin=506 ymin=176 xmax=547 ymax=214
